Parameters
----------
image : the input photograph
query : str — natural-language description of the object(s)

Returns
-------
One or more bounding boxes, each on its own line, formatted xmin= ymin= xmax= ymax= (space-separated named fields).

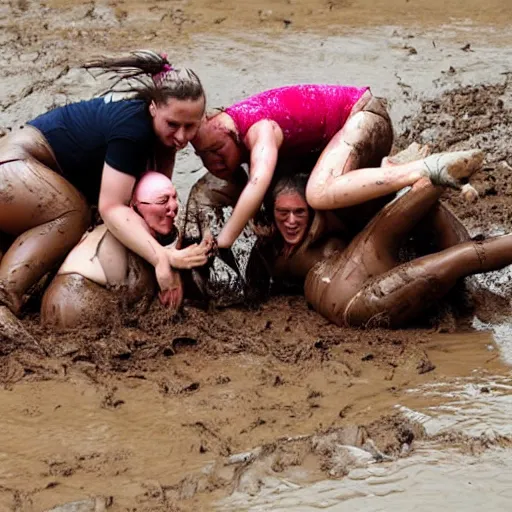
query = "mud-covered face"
xmin=150 ymin=97 xmax=205 ymax=150
xmin=135 ymin=182 xmax=178 ymax=236
xmin=192 ymin=119 xmax=243 ymax=180
xmin=274 ymin=191 xmax=310 ymax=246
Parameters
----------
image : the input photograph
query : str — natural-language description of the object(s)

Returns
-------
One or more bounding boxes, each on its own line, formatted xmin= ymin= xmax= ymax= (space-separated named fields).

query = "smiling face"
xmin=150 ymin=97 xmax=205 ymax=150
xmin=133 ymin=172 xmax=179 ymax=236
xmin=273 ymin=191 xmax=310 ymax=247
xmin=192 ymin=117 xmax=243 ymax=180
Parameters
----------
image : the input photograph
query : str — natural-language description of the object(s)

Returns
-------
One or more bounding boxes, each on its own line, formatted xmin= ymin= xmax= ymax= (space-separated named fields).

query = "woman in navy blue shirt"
xmin=0 ymin=50 xmax=212 ymax=341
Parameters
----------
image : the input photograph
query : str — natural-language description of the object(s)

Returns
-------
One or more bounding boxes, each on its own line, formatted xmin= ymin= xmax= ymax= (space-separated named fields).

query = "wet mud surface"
xmin=1 ymin=1 xmax=512 ymax=511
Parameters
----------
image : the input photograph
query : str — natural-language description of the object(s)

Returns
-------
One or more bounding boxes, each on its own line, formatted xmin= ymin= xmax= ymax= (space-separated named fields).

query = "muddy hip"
xmin=41 ymin=254 xmax=156 ymax=329
xmin=0 ymin=125 xmax=61 ymax=172
xmin=0 ymin=127 xmax=89 ymax=236
xmin=41 ymin=273 xmax=118 ymax=329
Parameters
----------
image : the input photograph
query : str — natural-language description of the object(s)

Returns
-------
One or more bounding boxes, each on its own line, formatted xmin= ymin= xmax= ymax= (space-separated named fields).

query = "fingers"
xmin=158 ymin=288 xmax=182 ymax=310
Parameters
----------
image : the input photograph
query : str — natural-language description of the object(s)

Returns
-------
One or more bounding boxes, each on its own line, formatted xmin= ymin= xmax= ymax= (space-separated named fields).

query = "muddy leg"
xmin=415 ymin=202 xmax=470 ymax=251
xmin=306 ymin=104 xmax=483 ymax=210
xmin=345 ymin=234 xmax=512 ymax=327
xmin=349 ymin=178 xmax=445 ymax=272
xmin=305 ymin=178 xmax=445 ymax=325
xmin=0 ymin=159 xmax=90 ymax=314
xmin=385 ymin=143 xmax=470 ymax=251
xmin=0 ymin=305 xmax=46 ymax=354
xmin=0 ymin=210 xmax=90 ymax=315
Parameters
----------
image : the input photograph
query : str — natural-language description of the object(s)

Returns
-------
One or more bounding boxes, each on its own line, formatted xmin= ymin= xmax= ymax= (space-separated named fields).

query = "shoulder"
xmin=103 ymin=99 xmax=148 ymax=121
xmin=105 ymin=99 xmax=153 ymax=141
xmin=245 ymin=119 xmax=282 ymax=147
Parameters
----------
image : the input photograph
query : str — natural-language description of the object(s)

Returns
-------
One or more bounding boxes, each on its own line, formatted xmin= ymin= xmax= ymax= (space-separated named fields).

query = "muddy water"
xmin=0 ymin=331 xmax=508 ymax=511
xmin=219 ymin=369 xmax=512 ymax=511
xmin=1 ymin=1 xmax=512 ymax=511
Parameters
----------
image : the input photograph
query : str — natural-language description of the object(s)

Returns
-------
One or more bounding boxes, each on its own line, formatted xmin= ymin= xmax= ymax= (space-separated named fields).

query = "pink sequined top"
xmin=225 ymin=84 xmax=369 ymax=154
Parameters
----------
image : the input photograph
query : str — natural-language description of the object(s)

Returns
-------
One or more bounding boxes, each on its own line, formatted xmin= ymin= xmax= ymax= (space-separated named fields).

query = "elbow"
xmin=98 ymin=196 xmax=127 ymax=222
xmin=305 ymin=182 xmax=324 ymax=210
xmin=98 ymin=201 xmax=110 ymax=221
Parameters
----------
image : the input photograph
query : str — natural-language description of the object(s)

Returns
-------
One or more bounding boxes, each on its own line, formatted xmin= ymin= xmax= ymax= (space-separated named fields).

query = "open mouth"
xmin=284 ymin=228 xmax=299 ymax=237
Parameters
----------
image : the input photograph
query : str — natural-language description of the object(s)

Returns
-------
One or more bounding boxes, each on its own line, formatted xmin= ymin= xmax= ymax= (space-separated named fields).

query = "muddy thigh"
xmin=304 ymin=249 xmax=366 ymax=326
xmin=309 ymin=94 xmax=393 ymax=182
xmin=41 ymin=253 xmax=156 ymax=329
xmin=306 ymin=95 xmax=394 ymax=230
xmin=0 ymin=130 xmax=90 ymax=314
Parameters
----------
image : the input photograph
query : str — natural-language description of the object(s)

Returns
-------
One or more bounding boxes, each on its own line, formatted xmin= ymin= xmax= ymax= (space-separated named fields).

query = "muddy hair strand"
xmin=83 ymin=49 xmax=205 ymax=105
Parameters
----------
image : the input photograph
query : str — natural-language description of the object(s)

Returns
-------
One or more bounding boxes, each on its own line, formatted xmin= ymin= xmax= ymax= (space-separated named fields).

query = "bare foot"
xmin=422 ymin=149 xmax=484 ymax=188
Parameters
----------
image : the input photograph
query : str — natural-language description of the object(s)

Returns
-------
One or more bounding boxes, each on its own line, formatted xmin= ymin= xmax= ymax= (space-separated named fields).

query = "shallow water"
xmin=219 ymin=371 xmax=512 ymax=511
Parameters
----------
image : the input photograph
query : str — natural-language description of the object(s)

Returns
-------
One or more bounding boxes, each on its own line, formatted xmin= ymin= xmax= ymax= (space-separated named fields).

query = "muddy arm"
xmin=183 ymin=168 xmax=248 ymax=241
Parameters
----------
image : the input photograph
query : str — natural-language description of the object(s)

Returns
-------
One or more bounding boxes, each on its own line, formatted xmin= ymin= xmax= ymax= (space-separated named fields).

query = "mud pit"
xmin=1 ymin=1 xmax=512 ymax=511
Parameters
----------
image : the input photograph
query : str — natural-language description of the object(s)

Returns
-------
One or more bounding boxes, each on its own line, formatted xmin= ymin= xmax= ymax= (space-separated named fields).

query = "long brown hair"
xmin=83 ymin=50 xmax=204 ymax=106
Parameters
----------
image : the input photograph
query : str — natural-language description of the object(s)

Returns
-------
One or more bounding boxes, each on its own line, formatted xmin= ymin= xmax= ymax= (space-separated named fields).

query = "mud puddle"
xmin=217 ymin=368 xmax=512 ymax=511
xmin=0 ymin=329 xmax=507 ymax=511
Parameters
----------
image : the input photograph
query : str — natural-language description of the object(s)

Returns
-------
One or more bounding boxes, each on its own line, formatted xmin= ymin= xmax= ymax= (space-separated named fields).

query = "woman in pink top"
xmin=192 ymin=84 xmax=483 ymax=248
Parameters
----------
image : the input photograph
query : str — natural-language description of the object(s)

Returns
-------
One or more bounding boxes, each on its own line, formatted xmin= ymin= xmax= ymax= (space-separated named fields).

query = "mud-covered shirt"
xmin=28 ymin=97 xmax=155 ymax=204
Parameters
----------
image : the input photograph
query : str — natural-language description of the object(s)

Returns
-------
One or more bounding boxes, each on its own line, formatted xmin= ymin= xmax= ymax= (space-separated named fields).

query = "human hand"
xmin=158 ymin=268 xmax=183 ymax=310
xmin=168 ymin=235 xmax=214 ymax=269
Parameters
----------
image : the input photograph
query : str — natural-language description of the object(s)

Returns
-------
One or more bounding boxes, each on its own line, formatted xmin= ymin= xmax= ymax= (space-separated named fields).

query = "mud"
xmin=1 ymin=0 xmax=512 ymax=511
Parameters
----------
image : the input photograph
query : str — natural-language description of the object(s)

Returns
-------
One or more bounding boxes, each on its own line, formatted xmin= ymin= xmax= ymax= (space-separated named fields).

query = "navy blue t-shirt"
xmin=28 ymin=97 xmax=155 ymax=204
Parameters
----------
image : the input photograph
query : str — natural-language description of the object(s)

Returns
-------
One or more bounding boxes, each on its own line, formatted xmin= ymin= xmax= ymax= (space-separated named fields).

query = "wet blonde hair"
xmin=83 ymin=50 xmax=204 ymax=106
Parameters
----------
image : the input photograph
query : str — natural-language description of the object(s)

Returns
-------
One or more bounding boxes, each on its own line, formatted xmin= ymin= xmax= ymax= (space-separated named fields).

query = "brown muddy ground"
xmin=1 ymin=1 xmax=512 ymax=511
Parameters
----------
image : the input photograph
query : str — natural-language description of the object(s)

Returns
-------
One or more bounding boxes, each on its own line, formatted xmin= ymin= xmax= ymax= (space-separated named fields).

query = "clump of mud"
xmin=395 ymin=81 xmax=512 ymax=234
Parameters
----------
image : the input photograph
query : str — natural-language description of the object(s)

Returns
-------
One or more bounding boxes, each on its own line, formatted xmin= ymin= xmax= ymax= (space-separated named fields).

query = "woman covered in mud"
xmin=244 ymin=155 xmax=512 ymax=328
xmin=41 ymin=172 xmax=201 ymax=329
xmin=191 ymin=84 xmax=483 ymax=248
xmin=0 ymin=50 xmax=212 ymax=339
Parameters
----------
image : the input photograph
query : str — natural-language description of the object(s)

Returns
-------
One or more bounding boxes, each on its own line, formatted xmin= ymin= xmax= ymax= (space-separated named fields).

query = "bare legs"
xmin=344 ymin=234 xmax=512 ymax=327
xmin=305 ymin=178 xmax=443 ymax=323
xmin=0 ymin=158 xmax=90 ymax=315
xmin=0 ymin=128 xmax=90 ymax=347
xmin=305 ymin=104 xmax=484 ymax=211
xmin=305 ymin=176 xmax=512 ymax=328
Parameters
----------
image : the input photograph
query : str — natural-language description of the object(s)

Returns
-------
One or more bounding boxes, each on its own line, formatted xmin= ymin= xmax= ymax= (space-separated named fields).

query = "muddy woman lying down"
xmin=184 ymin=145 xmax=512 ymax=328
xmin=40 ymin=172 xmax=212 ymax=329
xmin=261 ymin=174 xmax=512 ymax=327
